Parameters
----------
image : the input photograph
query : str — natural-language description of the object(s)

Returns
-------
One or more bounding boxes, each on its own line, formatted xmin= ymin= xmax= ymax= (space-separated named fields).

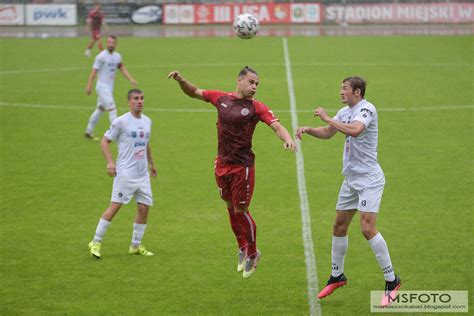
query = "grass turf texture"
xmin=1 ymin=35 xmax=472 ymax=315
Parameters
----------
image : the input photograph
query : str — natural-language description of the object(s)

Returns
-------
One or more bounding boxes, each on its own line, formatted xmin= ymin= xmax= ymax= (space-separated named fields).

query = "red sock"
xmin=227 ymin=207 xmax=247 ymax=250
xmin=237 ymin=211 xmax=257 ymax=257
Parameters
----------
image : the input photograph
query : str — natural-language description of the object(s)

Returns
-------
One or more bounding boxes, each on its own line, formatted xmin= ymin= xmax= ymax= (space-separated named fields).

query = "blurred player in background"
xmin=88 ymin=89 xmax=157 ymax=259
xmin=84 ymin=35 xmax=137 ymax=140
xmin=296 ymin=76 xmax=401 ymax=305
xmin=84 ymin=3 xmax=108 ymax=57
xmin=168 ymin=66 xmax=296 ymax=279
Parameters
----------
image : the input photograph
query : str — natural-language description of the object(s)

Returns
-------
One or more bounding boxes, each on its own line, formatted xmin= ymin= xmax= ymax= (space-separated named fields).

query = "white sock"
xmin=86 ymin=108 xmax=103 ymax=134
xmin=331 ymin=235 xmax=348 ymax=277
xmin=93 ymin=218 xmax=111 ymax=242
xmin=131 ymin=223 xmax=147 ymax=247
xmin=368 ymin=232 xmax=396 ymax=281
xmin=108 ymin=109 xmax=117 ymax=123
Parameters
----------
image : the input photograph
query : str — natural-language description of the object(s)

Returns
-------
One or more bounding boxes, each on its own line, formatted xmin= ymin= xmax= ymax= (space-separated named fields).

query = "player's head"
xmin=341 ymin=76 xmax=367 ymax=106
xmin=127 ymin=89 xmax=144 ymax=113
xmin=236 ymin=66 xmax=259 ymax=99
xmin=93 ymin=3 xmax=101 ymax=11
xmin=106 ymin=35 xmax=117 ymax=53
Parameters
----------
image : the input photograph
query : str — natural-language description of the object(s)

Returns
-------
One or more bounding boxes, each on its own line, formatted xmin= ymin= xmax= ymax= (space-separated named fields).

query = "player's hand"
xmin=296 ymin=126 xmax=309 ymax=140
xmin=284 ymin=140 xmax=297 ymax=152
xmin=107 ymin=161 xmax=116 ymax=177
xmin=130 ymin=79 xmax=137 ymax=87
xmin=150 ymin=166 xmax=157 ymax=178
xmin=314 ymin=107 xmax=329 ymax=122
xmin=167 ymin=71 xmax=182 ymax=82
xmin=86 ymin=86 xmax=92 ymax=95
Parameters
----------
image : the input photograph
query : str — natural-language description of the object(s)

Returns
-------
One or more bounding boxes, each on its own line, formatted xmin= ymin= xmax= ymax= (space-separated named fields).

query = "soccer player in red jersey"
xmin=168 ymin=66 xmax=296 ymax=278
xmin=84 ymin=4 xmax=108 ymax=57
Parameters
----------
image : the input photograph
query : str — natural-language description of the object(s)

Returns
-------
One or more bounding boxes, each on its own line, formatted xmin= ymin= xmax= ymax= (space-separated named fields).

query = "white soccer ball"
xmin=233 ymin=14 xmax=259 ymax=39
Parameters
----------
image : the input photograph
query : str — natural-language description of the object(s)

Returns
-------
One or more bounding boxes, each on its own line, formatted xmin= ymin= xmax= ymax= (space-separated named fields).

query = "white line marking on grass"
xmin=283 ymin=37 xmax=321 ymax=316
xmin=1 ymin=61 xmax=471 ymax=75
xmin=1 ymin=101 xmax=472 ymax=113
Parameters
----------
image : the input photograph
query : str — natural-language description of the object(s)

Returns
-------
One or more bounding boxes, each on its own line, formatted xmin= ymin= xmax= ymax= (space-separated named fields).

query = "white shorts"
xmin=336 ymin=171 xmax=385 ymax=213
xmin=111 ymin=175 xmax=153 ymax=206
xmin=96 ymin=87 xmax=116 ymax=111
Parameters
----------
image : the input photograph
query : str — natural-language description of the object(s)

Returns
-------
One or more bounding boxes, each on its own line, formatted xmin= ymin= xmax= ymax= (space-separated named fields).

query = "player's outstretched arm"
xmin=314 ymin=107 xmax=364 ymax=137
xmin=167 ymin=71 xmax=205 ymax=101
xmin=100 ymin=137 xmax=116 ymax=177
xmin=296 ymin=126 xmax=337 ymax=140
xmin=270 ymin=122 xmax=297 ymax=152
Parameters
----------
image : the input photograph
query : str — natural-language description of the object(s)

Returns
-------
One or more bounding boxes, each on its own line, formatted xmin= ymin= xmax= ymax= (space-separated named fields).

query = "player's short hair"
xmin=127 ymin=89 xmax=143 ymax=100
xmin=238 ymin=66 xmax=258 ymax=78
xmin=343 ymin=76 xmax=367 ymax=98
xmin=108 ymin=35 xmax=117 ymax=41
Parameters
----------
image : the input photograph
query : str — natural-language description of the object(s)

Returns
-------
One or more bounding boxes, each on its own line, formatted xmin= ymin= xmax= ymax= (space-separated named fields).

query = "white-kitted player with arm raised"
xmin=296 ymin=76 xmax=401 ymax=306
xmin=88 ymin=89 xmax=157 ymax=259
xmin=84 ymin=35 xmax=137 ymax=140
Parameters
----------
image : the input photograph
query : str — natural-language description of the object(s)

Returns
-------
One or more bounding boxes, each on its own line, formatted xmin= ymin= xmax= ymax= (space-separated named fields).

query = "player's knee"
xmin=360 ymin=223 xmax=376 ymax=239
xmin=234 ymin=205 xmax=249 ymax=213
xmin=333 ymin=223 xmax=348 ymax=236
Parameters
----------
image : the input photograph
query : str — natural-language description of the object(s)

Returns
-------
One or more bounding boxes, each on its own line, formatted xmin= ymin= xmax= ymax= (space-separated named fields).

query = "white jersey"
xmin=334 ymin=99 xmax=382 ymax=176
xmin=104 ymin=112 xmax=152 ymax=179
xmin=93 ymin=50 xmax=122 ymax=92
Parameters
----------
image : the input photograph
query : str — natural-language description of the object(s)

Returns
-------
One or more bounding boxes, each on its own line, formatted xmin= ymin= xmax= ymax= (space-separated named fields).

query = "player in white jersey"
xmin=84 ymin=35 xmax=137 ymax=140
xmin=296 ymin=76 xmax=401 ymax=306
xmin=88 ymin=89 xmax=157 ymax=259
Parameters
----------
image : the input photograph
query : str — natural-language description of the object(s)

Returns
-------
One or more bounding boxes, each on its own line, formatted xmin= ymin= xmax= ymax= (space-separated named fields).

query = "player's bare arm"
xmin=100 ymin=137 xmax=116 ymax=177
xmin=270 ymin=121 xmax=297 ymax=152
xmin=296 ymin=125 xmax=337 ymax=140
xmin=146 ymin=144 xmax=157 ymax=178
xmin=119 ymin=65 xmax=137 ymax=87
xmin=314 ymin=107 xmax=365 ymax=137
xmin=167 ymin=71 xmax=205 ymax=101
xmin=85 ymin=68 xmax=97 ymax=95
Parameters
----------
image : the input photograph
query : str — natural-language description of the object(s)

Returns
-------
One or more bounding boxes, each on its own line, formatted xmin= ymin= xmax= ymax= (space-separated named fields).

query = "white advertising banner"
xmin=325 ymin=3 xmax=474 ymax=24
xmin=0 ymin=4 xmax=24 ymax=25
xmin=26 ymin=4 xmax=77 ymax=26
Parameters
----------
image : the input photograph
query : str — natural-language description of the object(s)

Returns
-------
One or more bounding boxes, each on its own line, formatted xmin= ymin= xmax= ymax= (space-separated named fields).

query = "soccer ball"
xmin=233 ymin=14 xmax=259 ymax=39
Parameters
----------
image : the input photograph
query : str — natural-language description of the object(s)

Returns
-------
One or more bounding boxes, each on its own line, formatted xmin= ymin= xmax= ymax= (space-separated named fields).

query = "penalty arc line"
xmin=283 ymin=37 xmax=321 ymax=316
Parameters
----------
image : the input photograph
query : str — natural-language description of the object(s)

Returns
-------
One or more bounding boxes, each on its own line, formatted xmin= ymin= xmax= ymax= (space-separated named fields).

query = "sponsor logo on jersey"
xmin=139 ymin=131 xmax=144 ymax=138
xmin=220 ymin=102 xmax=228 ymax=108
xmin=131 ymin=131 xmax=137 ymax=138
xmin=134 ymin=141 xmax=146 ymax=147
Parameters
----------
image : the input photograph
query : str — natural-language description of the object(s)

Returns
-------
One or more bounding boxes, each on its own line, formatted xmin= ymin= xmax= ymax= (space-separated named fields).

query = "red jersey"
xmin=203 ymin=90 xmax=279 ymax=166
xmin=88 ymin=9 xmax=104 ymax=30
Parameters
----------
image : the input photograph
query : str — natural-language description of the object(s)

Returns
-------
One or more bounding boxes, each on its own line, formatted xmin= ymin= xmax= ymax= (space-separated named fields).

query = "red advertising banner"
xmin=324 ymin=3 xmax=474 ymax=24
xmin=164 ymin=3 xmax=321 ymax=25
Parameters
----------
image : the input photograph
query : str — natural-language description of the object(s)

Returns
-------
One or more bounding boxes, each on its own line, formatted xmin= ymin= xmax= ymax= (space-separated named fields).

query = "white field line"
xmin=1 ymin=101 xmax=472 ymax=114
xmin=283 ymin=37 xmax=321 ymax=316
xmin=1 ymin=61 xmax=471 ymax=75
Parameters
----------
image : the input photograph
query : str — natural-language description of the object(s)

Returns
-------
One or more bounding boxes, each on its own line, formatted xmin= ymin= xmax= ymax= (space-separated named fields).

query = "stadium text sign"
xmin=325 ymin=3 xmax=474 ymax=24
xmin=26 ymin=4 xmax=77 ymax=26
xmin=164 ymin=3 xmax=321 ymax=24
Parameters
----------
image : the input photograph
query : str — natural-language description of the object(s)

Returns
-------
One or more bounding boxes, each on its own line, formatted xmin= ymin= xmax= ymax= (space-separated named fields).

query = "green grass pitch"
xmin=0 ymin=34 xmax=472 ymax=315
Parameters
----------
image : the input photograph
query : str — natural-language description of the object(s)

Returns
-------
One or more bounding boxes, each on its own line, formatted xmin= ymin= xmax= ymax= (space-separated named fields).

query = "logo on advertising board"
xmin=196 ymin=5 xmax=210 ymax=23
xmin=132 ymin=5 xmax=162 ymax=24
xmin=0 ymin=4 xmax=24 ymax=25
xmin=273 ymin=5 xmax=288 ymax=20
xmin=291 ymin=4 xmax=321 ymax=23
xmin=26 ymin=4 xmax=77 ymax=25
xmin=164 ymin=4 xmax=194 ymax=24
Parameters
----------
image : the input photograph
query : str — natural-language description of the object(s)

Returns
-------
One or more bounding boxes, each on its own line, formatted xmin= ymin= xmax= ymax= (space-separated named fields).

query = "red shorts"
xmin=92 ymin=29 xmax=101 ymax=40
xmin=214 ymin=158 xmax=255 ymax=207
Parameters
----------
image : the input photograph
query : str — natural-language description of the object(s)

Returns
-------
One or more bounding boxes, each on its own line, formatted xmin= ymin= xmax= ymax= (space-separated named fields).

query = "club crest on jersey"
xmin=131 ymin=131 xmax=137 ymax=138
xmin=241 ymin=108 xmax=250 ymax=116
